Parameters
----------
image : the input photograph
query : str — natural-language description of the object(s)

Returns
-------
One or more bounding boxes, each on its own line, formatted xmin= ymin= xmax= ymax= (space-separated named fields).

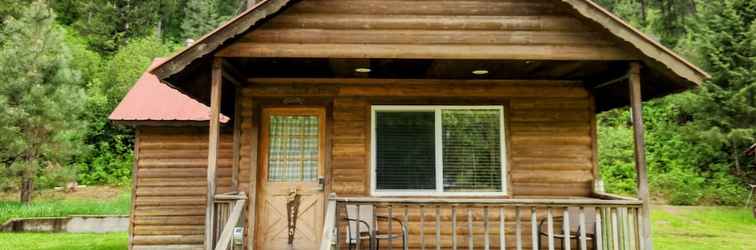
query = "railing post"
xmin=629 ymin=62 xmax=652 ymax=250
xmin=320 ymin=193 xmax=338 ymax=250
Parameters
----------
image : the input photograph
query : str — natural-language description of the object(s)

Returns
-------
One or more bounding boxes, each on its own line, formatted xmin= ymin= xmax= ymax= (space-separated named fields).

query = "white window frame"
xmin=370 ymin=105 xmax=508 ymax=197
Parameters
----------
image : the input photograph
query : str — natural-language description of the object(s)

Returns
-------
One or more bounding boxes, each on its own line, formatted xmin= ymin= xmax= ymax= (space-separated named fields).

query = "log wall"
xmin=131 ymin=127 xmax=234 ymax=250
xmin=240 ymin=80 xmax=597 ymax=249
xmin=218 ymin=0 xmax=636 ymax=60
xmin=240 ymin=80 xmax=597 ymax=197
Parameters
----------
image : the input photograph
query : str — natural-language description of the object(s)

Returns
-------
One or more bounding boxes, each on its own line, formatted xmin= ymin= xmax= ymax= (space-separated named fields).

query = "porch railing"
xmin=320 ymin=194 xmax=643 ymax=250
xmin=213 ymin=192 xmax=247 ymax=250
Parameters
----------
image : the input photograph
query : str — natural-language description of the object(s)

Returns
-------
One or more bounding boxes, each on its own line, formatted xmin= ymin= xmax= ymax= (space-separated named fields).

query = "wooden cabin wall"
xmin=240 ymin=81 xmax=596 ymax=250
xmin=131 ymin=126 xmax=234 ymax=250
xmin=240 ymin=80 xmax=596 ymax=197
xmin=218 ymin=0 xmax=637 ymax=61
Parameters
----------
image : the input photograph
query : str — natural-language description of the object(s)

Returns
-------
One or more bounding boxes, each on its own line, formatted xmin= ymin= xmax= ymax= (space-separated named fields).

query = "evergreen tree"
xmin=682 ymin=0 xmax=756 ymax=182
xmin=181 ymin=0 xmax=224 ymax=40
xmin=0 ymin=1 xmax=86 ymax=203
xmin=73 ymin=0 xmax=161 ymax=54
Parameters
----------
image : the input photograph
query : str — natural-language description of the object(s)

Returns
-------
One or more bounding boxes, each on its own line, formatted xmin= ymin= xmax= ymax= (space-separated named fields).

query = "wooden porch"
xmin=320 ymin=194 xmax=644 ymax=250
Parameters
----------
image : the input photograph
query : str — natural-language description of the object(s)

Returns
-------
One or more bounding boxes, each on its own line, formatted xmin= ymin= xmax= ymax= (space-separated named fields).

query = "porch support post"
xmin=205 ymin=57 xmax=223 ymax=250
xmin=629 ymin=62 xmax=652 ymax=250
xmin=231 ymin=86 xmax=242 ymax=191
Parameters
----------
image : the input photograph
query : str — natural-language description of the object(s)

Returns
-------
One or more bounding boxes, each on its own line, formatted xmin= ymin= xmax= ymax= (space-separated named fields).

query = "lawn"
xmin=652 ymin=206 xmax=756 ymax=250
xmin=0 ymin=232 xmax=127 ymax=250
xmin=0 ymin=187 xmax=754 ymax=250
xmin=0 ymin=186 xmax=130 ymax=225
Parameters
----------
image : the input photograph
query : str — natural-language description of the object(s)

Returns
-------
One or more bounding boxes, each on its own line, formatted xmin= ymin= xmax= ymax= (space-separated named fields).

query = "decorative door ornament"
xmin=286 ymin=188 xmax=301 ymax=245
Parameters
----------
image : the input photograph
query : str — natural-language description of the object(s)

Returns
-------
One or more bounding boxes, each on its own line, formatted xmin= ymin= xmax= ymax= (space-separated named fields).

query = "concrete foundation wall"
xmin=0 ymin=215 xmax=128 ymax=233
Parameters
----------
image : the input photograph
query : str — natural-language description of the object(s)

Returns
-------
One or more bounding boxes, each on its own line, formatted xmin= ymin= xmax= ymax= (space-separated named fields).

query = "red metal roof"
xmin=109 ymin=58 xmax=229 ymax=123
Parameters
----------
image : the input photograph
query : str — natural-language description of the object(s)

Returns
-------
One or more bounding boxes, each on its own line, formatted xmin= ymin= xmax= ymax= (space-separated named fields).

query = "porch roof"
xmin=150 ymin=0 xmax=710 ymax=112
xmin=109 ymin=58 xmax=230 ymax=125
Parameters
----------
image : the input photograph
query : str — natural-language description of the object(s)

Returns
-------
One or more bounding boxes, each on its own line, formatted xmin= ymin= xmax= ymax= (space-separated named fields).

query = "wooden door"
xmin=256 ymin=107 xmax=326 ymax=250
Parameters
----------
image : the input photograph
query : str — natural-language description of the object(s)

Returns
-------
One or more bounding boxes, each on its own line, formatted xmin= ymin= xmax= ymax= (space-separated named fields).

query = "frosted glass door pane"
xmin=268 ymin=115 xmax=319 ymax=182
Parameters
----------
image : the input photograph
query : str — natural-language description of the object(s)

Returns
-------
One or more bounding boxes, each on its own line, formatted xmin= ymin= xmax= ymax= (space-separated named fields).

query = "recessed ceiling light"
xmin=355 ymin=67 xmax=371 ymax=73
xmin=472 ymin=69 xmax=489 ymax=75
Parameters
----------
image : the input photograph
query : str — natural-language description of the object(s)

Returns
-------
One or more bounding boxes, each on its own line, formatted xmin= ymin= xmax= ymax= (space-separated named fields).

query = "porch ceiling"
xmin=169 ymin=57 xmax=683 ymax=112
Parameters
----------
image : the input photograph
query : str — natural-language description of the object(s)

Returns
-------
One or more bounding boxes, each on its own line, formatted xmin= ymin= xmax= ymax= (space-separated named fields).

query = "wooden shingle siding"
xmin=132 ymin=127 xmax=234 ymax=250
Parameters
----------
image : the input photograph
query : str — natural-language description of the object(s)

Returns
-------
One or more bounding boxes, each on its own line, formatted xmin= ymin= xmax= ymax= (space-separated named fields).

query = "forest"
xmin=0 ymin=0 xmax=753 ymax=205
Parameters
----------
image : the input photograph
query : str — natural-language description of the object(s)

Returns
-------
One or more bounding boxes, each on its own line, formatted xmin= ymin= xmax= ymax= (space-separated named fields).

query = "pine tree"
xmin=181 ymin=0 xmax=224 ymax=40
xmin=0 ymin=1 xmax=86 ymax=203
xmin=73 ymin=0 xmax=161 ymax=54
xmin=682 ymin=0 xmax=756 ymax=182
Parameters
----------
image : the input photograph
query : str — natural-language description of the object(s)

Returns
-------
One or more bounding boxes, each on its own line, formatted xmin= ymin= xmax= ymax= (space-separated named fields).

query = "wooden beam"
xmin=242 ymin=83 xmax=589 ymax=98
xmin=205 ymin=58 xmax=224 ymax=250
xmin=593 ymin=74 xmax=629 ymax=89
xmin=246 ymin=96 xmax=259 ymax=250
xmin=628 ymin=62 xmax=652 ymax=250
xmin=231 ymin=87 xmax=242 ymax=191
xmin=247 ymin=77 xmax=582 ymax=86
xmin=217 ymin=43 xmax=638 ymax=61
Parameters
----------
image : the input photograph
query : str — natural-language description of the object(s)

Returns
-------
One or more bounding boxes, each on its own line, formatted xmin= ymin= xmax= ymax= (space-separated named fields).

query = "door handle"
xmin=318 ymin=176 xmax=325 ymax=191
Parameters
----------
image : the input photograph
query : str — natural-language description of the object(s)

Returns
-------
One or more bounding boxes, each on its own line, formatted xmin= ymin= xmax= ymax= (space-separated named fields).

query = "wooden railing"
xmin=320 ymin=195 xmax=643 ymax=250
xmin=213 ymin=192 xmax=247 ymax=250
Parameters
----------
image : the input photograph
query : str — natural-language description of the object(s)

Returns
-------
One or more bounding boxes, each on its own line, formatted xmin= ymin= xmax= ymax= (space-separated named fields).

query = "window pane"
xmin=268 ymin=115 xmax=319 ymax=182
xmin=375 ymin=111 xmax=436 ymax=190
xmin=442 ymin=109 xmax=502 ymax=192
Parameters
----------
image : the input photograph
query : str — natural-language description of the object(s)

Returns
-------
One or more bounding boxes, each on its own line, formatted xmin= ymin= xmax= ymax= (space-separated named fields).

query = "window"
xmin=267 ymin=115 xmax=320 ymax=182
xmin=371 ymin=106 xmax=507 ymax=195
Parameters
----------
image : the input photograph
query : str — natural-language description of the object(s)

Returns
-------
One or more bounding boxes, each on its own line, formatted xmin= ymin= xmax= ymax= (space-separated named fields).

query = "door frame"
xmin=254 ymin=106 xmax=328 ymax=250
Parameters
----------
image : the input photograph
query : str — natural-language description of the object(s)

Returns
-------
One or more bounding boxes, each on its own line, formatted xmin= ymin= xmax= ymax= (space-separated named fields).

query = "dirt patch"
xmin=0 ymin=186 xmax=126 ymax=202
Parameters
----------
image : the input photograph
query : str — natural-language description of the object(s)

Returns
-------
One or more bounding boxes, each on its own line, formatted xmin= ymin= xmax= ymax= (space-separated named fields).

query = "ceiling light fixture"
xmin=472 ymin=69 xmax=489 ymax=75
xmin=355 ymin=67 xmax=371 ymax=73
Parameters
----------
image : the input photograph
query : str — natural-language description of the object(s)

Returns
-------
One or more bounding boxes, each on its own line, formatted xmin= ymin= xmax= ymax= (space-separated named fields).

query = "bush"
xmin=76 ymin=142 xmax=133 ymax=186
xmin=652 ymin=167 xmax=705 ymax=205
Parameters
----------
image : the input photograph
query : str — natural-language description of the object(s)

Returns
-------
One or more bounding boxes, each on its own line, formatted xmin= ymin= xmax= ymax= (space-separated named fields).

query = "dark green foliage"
xmin=181 ymin=0 xmax=242 ymax=40
xmin=75 ymin=37 xmax=176 ymax=185
xmin=71 ymin=0 xmax=161 ymax=54
xmin=0 ymin=1 xmax=86 ymax=202
xmin=597 ymin=0 xmax=754 ymax=205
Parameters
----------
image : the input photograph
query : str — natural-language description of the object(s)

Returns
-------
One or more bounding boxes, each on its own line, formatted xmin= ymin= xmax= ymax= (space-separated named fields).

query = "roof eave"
xmin=560 ymin=0 xmax=710 ymax=86
xmin=150 ymin=0 xmax=291 ymax=81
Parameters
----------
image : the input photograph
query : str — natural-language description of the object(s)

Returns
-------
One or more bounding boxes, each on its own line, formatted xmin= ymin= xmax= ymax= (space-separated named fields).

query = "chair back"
xmin=344 ymin=205 xmax=374 ymax=242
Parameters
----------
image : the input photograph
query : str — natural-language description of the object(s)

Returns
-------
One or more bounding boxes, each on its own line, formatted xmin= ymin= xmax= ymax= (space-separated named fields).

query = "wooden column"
xmin=246 ymin=92 xmax=259 ymax=250
xmin=629 ymin=62 xmax=652 ymax=250
xmin=231 ymin=87 xmax=242 ymax=191
xmin=206 ymin=58 xmax=224 ymax=250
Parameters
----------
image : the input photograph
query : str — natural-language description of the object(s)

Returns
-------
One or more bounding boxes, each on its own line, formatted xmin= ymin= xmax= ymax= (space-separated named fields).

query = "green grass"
xmin=0 ymin=187 xmax=130 ymax=225
xmin=652 ymin=206 xmax=756 ymax=250
xmin=0 ymin=232 xmax=127 ymax=250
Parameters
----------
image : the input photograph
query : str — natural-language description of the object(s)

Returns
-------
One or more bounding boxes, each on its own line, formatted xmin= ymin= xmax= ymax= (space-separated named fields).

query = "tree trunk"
xmin=639 ymin=0 xmax=647 ymax=25
xmin=733 ymin=143 xmax=742 ymax=175
xmin=20 ymin=176 xmax=33 ymax=204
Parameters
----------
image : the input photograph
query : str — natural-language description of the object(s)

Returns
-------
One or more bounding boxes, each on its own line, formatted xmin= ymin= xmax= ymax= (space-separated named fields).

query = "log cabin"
xmin=109 ymin=0 xmax=710 ymax=250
